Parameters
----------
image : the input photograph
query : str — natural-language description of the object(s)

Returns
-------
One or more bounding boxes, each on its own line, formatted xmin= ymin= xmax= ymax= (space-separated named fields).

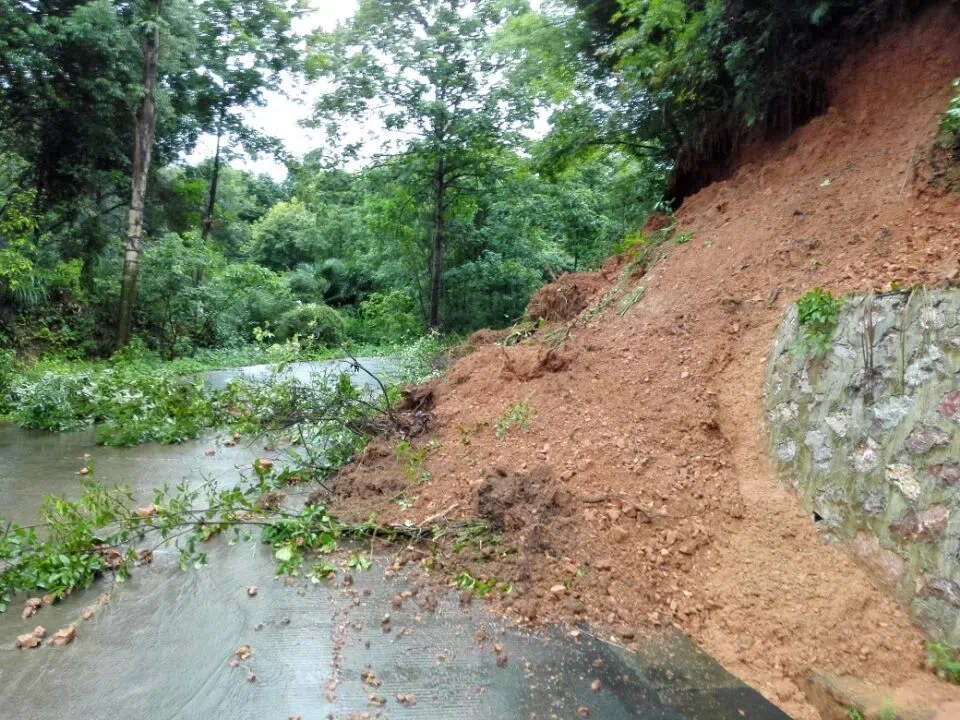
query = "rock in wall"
xmin=765 ymin=290 xmax=960 ymax=643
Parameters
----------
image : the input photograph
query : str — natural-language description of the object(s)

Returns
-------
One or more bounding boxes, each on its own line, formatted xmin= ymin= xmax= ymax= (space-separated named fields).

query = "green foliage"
xmin=495 ymin=400 xmax=535 ymax=441
xmin=5 ymin=349 xmax=395 ymax=453
xmin=9 ymin=367 xmax=215 ymax=445
xmin=0 ymin=465 xmax=350 ymax=606
xmin=926 ymin=642 xmax=960 ymax=684
xmin=247 ymin=199 xmax=322 ymax=271
xmin=454 ymin=571 xmax=497 ymax=597
xmin=217 ymin=368 xmax=387 ymax=478
xmin=275 ymin=303 xmax=346 ymax=346
xmin=262 ymin=504 xmax=341 ymax=575
xmin=796 ymin=288 xmax=842 ymax=355
xmin=0 ymin=349 xmax=16 ymax=414
xmin=942 ymin=78 xmax=960 ymax=136
xmin=395 ymin=439 xmax=432 ymax=484
xmin=357 ymin=291 xmax=425 ymax=345
xmin=347 ymin=552 xmax=372 ymax=571
xmin=562 ymin=0 xmax=926 ymax=200
xmin=395 ymin=333 xmax=447 ymax=385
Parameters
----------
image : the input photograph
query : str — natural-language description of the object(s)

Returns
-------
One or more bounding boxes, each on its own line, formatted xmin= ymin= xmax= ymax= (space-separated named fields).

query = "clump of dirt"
xmin=641 ymin=212 xmax=673 ymax=235
xmin=931 ymin=128 xmax=960 ymax=192
xmin=498 ymin=345 xmax=573 ymax=382
xmin=330 ymin=5 xmax=960 ymax=718
xmin=526 ymin=273 xmax=606 ymax=322
xmin=475 ymin=467 xmax=572 ymax=552
xmin=326 ymin=441 xmax=409 ymax=505
xmin=465 ymin=328 xmax=511 ymax=349
xmin=396 ymin=385 xmax=435 ymax=414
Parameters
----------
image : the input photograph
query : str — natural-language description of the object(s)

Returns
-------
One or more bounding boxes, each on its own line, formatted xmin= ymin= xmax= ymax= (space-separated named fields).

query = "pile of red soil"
xmin=525 ymin=272 xmax=607 ymax=323
xmin=332 ymin=5 xmax=960 ymax=717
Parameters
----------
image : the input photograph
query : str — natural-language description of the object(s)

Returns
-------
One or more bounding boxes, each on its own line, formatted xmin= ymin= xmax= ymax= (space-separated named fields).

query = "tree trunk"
xmin=201 ymin=106 xmax=225 ymax=243
xmin=116 ymin=7 xmax=161 ymax=349
xmin=428 ymin=159 xmax=445 ymax=329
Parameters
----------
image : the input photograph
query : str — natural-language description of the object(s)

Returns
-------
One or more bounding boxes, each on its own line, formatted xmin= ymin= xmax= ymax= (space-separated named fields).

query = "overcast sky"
xmin=186 ymin=0 xmax=358 ymax=179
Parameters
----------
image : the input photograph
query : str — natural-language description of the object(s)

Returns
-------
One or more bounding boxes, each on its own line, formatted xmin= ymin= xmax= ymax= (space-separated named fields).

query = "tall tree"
xmin=117 ymin=0 xmax=162 ymax=348
xmin=192 ymin=0 xmax=303 ymax=243
xmin=308 ymin=0 xmax=537 ymax=328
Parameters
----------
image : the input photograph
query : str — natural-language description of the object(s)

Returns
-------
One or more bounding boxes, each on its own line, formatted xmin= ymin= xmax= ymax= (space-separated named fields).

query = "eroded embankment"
xmin=329 ymin=5 xmax=960 ymax=718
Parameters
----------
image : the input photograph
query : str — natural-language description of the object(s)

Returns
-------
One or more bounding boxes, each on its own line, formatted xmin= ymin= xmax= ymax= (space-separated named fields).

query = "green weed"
xmin=347 ymin=552 xmax=372 ymax=571
xmin=454 ymin=571 xmax=510 ymax=597
xmin=942 ymin=78 xmax=960 ymax=136
xmin=395 ymin=439 xmax=439 ymax=484
xmin=796 ymin=288 xmax=842 ymax=356
xmin=395 ymin=332 xmax=447 ymax=384
xmin=451 ymin=522 xmax=499 ymax=555
xmin=311 ymin=561 xmax=338 ymax=581
xmin=617 ymin=285 xmax=646 ymax=317
xmin=926 ymin=642 xmax=960 ymax=684
xmin=495 ymin=400 xmax=535 ymax=440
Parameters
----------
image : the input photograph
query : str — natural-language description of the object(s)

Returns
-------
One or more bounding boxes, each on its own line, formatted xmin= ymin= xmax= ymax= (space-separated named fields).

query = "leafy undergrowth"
xmin=1 ymin=334 xmax=446 ymax=447
xmin=0 ymin=337 xmax=461 ymax=606
xmin=0 ymin=360 xmax=413 ymax=607
xmin=933 ymin=78 xmax=960 ymax=191
xmin=796 ymin=288 xmax=843 ymax=355
xmin=927 ymin=642 xmax=960 ymax=684
xmin=0 ymin=464 xmax=391 ymax=612
xmin=11 ymin=368 xmax=217 ymax=445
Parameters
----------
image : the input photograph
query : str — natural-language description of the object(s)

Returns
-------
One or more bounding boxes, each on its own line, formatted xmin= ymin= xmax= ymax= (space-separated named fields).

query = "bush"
xmin=0 ymin=349 xmax=18 ymax=413
xmin=796 ymin=288 xmax=842 ymax=355
xmin=206 ymin=263 xmax=296 ymax=345
xmin=357 ymin=291 xmax=424 ymax=344
xmin=287 ymin=263 xmax=331 ymax=302
xmin=9 ymin=366 xmax=216 ymax=446
xmin=607 ymin=0 xmax=930 ymax=200
xmin=275 ymin=303 xmax=346 ymax=346
xmin=395 ymin=333 xmax=447 ymax=384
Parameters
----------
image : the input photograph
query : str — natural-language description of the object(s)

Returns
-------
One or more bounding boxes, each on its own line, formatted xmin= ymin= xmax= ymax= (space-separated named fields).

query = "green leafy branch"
xmin=796 ymin=288 xmax=842 ymax=356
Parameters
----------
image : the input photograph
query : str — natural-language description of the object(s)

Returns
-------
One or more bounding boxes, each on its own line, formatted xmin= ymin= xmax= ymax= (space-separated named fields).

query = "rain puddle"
xmin=0 ymin=359 xmax=789 ymax=719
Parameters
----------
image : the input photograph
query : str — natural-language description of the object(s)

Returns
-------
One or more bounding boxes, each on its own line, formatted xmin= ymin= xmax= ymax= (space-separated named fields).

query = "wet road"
xmin=0 ymin=359 xmax=791 ymax=719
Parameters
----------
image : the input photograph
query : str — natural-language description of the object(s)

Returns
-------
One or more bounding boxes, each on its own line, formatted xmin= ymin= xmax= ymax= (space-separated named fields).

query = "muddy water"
xmin=0 ymin=360 xmax=788 ymax=719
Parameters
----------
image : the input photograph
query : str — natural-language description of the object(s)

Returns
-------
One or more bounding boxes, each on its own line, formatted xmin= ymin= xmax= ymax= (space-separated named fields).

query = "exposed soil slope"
xmin=334 ymin=6 xmax=960 ymax=717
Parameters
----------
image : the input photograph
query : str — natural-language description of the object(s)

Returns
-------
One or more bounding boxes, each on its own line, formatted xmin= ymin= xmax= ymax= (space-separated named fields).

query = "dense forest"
xmin=0 ymin=0 xmax=935 ymax=363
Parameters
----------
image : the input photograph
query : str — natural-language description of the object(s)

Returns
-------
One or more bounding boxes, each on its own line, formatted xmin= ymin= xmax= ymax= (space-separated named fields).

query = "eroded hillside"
xmin=330 ymin=5 xmax=960 ymax=717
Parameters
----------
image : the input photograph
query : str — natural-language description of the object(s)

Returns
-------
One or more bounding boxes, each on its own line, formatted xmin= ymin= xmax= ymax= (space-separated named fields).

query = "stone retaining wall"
xmin=765 ymin=290 xmax=960 ymax=643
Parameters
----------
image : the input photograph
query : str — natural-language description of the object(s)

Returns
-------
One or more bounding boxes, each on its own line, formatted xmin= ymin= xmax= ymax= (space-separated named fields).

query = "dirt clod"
xmin=21 ymin=597 xmax=42 ymax=619
xmin=49 ymin=626 xmax=76 ymax=647
xmin=15 ymin=633 xmax=41 ymax=649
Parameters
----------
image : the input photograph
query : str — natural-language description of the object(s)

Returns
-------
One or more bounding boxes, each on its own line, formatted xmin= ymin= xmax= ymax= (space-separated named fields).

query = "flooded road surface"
xmin=201 ymin=356 xmax=397 ymax=391
xmin=0 ymin=360 xmax=791 ymax=719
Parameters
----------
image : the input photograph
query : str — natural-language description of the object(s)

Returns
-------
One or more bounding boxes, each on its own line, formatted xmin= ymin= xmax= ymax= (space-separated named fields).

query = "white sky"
xmin=186 ymin=0 xmax=357 ymax=179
